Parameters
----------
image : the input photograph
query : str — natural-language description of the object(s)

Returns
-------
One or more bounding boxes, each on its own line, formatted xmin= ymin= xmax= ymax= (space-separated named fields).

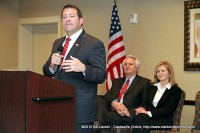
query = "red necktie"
xmin=118 ymin=79 xmax=130 ymax=101
xmin=61 ymin=37 xmax=71 ymax=57
xmin=60 ymin=38 xmax=71 ymax=67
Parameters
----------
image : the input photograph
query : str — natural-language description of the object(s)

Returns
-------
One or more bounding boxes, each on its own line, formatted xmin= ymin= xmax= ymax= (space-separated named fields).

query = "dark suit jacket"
xmin=104 ymin=75 xmax=151 ymax=119
xmin=144 ymin=84 xmax=182 ymax=125
xmin=43 ymin=30 xmax=106 ymax=123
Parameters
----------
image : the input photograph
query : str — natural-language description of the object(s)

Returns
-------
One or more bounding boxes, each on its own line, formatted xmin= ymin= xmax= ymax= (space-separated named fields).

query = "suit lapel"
xmin=66 ymin=30 xmax=86 ymax=59
xmin=57 ymin=30 xmax=87 ymax=78
xmin=157 ymin=89 xmax=170 ymax=106
xmin=124 ymin=75 xmax=139 ymax=95
xmin=149 ymin=86 xmax=158 ymax=104
xmin=117 ymin=78 xmax=126 ymax=91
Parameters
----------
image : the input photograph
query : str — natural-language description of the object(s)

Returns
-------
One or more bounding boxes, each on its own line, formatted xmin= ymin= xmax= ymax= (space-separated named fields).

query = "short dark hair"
xmin=61 ymin=4 xmax=83 ymax=19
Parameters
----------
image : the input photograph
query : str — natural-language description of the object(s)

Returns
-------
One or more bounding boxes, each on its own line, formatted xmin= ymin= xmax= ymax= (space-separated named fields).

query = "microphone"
xmin=54 ymin=45 xmax=63 ymax=72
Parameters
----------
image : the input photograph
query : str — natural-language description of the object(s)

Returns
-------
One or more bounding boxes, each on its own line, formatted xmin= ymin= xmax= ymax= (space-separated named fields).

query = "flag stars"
xmin=109 ymin=1 xmax=122 ymax=36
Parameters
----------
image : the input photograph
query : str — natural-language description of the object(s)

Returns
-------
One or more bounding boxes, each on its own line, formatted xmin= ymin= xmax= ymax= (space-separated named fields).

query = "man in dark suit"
xmin=96 ymin=55 xmax=150 ymax=130
xmin=43 ymin=4 xmax=106 ymax=133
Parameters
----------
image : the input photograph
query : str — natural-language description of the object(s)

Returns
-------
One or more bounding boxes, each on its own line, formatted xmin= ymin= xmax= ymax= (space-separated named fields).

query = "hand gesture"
xmin=62 ymin=56 xmax=86 ymax=72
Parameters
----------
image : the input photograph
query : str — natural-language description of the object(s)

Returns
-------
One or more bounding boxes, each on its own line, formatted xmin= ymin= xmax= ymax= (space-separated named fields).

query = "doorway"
xmin=18 ymin=16 xmax=62 ymax=74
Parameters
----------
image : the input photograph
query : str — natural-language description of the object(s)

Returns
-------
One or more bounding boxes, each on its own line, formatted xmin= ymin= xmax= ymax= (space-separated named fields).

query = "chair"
xmin=151 ymin=90 xmax=186 ymax=133
xmin=191 ymin=91 xmax=200 ymax=132
xmin=171 ymin=90 xmax=186 ymax=132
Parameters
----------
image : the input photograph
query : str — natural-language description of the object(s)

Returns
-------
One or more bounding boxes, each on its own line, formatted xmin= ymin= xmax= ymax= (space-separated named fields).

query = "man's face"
xmin=62 ymin=8 xmax=83 ymax=36
xmin=123 ymin=58 xmax=137 ymax=76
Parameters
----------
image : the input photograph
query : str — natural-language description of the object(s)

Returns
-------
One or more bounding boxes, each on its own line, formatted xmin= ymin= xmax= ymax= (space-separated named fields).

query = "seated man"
xmin=96 ymin=55 xmax=151 ymax=130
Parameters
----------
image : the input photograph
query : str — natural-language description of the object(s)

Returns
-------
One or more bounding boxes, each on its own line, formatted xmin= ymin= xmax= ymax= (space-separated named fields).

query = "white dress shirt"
xmin=147 ymin=82 xmax=171 ymax=117
xmin=152 ymin=82 xmax=171 ymax=107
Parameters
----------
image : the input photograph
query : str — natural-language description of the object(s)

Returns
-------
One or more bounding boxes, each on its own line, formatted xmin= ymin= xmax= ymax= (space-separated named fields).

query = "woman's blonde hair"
xmin=152 ymin=61 xmax=178 ymax=86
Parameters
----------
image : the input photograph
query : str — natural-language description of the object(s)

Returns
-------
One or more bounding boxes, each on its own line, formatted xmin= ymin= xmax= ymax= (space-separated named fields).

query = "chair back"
xmin=172 ymin=90 xmax=186 ymax=132
xmin=191 ymin=91 xmax=200 ymax=132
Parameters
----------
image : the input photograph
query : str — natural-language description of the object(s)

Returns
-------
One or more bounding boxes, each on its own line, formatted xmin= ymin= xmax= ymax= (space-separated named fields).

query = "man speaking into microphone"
xmin=42 ymin=4 xmax=106 ymax=133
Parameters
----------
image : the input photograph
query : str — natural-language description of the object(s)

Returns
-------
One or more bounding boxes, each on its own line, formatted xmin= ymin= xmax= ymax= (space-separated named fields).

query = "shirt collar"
xmin=65 ymin=28 xmax=83 ymax=41
xmin=154 ymin=82 xmax=171 ymax=90
xmin=126 ymin=75 xmax=136 ymax=83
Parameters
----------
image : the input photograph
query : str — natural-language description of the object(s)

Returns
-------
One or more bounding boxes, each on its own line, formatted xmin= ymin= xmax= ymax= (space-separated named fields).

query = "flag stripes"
xmin=106 ymin=0 xmax=126 ymax=91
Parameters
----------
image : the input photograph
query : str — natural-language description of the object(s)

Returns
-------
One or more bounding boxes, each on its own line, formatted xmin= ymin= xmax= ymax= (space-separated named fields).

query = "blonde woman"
xmin=133 ymin=61 xmax=182 ymax=133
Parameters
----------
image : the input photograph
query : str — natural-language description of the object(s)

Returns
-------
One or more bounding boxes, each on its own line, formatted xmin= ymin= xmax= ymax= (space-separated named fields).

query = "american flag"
xmin=106 ymin=0 xmax=126 ymax=91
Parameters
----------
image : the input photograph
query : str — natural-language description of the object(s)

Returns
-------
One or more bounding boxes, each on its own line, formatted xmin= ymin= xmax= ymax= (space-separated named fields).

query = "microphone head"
xmin=57 ymin=45 xmax=63 ymax=53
